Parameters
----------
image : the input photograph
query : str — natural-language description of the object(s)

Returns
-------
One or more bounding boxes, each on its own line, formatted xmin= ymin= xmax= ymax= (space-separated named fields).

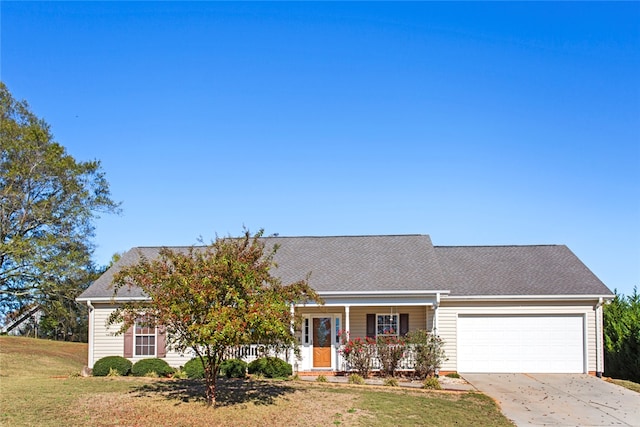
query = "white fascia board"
xmin=300 ymin=300 xmax=436 ymax=307
xmin=76 ymin=296 xmax=151 ymax=303
xmin=442 ymin=294 xmax=615 ymax=302
xmin=298 ymin=290 xmax=447 ymax=307
xmin=318 ymin=290 xmax=450 ymax=298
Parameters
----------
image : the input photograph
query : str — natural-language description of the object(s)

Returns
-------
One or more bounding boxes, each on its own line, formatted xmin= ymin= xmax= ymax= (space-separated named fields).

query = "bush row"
xmin=93 ymin=356 xmax=291 ymax=379
xmin=93 ymin=356 xmax=175 ymax=377
xmin=339 ymin=329 xmax=447 ymax=378
xmin=183 ymin=357 xmax=249 ymax=379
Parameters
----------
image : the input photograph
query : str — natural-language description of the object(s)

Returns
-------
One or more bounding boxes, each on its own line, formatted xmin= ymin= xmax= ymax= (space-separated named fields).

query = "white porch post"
xmin=290 ymin=304 xmax=295 ymax=334
xmin=290 ymin=304 xmax=295 ymax=367
xmin=345 ymin=305 xmax=350 ymax=335
xmin=433 ymin=293 xmax=440 ymax=334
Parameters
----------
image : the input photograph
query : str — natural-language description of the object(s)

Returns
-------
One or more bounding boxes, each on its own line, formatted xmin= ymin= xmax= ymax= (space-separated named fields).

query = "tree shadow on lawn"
xmin=131 ymin=378 xmax=297 ymax=407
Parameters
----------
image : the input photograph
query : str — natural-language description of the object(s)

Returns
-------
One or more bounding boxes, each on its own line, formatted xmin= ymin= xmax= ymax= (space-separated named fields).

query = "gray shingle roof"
xmin=78 ymin=235 xmax=613 ymax=300
xmin=435 ymin=245 xmax=612 ymax=296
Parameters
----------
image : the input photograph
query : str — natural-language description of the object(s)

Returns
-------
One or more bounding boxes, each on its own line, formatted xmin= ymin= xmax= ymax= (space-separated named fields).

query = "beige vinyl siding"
xmin=438 ymin=300 xmax=598 ymax=373
xmin=588 ymin=308 xmax=596 ymax=372
xmin=91 ymin=304 xmax=192 ymax=368
xmin=346 ymin=307 xmax=367 ymax=338
xmin=92 ymin=304 xmax=123 ymax=366
xmin=437 ymin=305 xmax=458 ymax=372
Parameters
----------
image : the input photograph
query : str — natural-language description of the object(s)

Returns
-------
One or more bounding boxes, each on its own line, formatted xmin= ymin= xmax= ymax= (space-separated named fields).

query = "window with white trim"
xmin=135 ymin=317 xmax=156 ymax=356
xmin=376 ymin=314 xmax=398 ymax=337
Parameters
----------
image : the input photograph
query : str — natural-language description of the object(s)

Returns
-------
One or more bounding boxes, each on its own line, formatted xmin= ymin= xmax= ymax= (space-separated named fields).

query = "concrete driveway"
xmin=463 ymin=373 xmax=640 ymax=426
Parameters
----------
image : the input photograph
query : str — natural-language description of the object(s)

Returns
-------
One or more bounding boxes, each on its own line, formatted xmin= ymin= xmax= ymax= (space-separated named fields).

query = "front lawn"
xmin=607 ymin=378 xmax=640 ymax=393
xmin=0 ymin=336 xmax=513 ymax=426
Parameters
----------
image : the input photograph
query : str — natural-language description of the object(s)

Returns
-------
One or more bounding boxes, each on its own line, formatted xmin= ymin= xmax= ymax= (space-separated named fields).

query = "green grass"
xmin=0 ymin=336 xmax=513 ymax=426
xmin=608 ymin=378 xmax=640 ymax=393
xmin=354 ymin=387 xmax=511 ymax=426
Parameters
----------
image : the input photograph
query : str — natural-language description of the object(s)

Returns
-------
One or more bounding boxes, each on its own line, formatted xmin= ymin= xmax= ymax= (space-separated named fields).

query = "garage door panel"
xmin=457 ymin=315 xmax=584 ymax=373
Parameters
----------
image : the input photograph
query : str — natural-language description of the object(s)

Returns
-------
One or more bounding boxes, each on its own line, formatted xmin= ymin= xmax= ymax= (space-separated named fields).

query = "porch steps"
xmin=297 ymin=371 xmax=344 ymax=377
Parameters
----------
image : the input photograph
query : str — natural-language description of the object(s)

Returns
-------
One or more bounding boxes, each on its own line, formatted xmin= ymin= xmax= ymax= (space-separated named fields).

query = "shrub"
xmin=405 ymin=330 xmax=447 ymax=379
xmin=339 ymin=332 xmax=376 ymax=378
xmin=446 ymin=372 xmax=461 ymax=379
xmin=93 ymin=356 xmax=132 ymax=377
xmin=172 ymin=368 xmax=188 ymax=379
xmin=247 ymin=357 xmax=292 ymax=378
xmin=348 ymin=374 xmax=365 ymax=385
xmin=132 ymin=358 xmax=174 ymax=377
xmin=184 ymin=357 xmax=210 ymax=379
xmin=423 ymin=377 xmax=441 ymax=390
xmin=604 ymin=288 xmax=640 ymax=382
xmin=376 ymin=336 xmax=406 ymax=377
xmin=383 ymin=377 xmax=399 ymax=387
xmin=220 ymin=358 xmax=247 ymax=378
xmin=316 ymin=374 xmax=328 ymax=383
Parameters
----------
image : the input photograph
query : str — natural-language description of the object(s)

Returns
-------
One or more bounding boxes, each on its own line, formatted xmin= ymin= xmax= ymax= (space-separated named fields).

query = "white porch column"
xmin=433 ymin=293 xmax=440 ymax=334
xmin=345 ymin=305 xmax=350 ymax=335
xmin=290 ymin=304 xmax=295 ymax=335
xmin=289 ymin=304 xmax=295 ymax=366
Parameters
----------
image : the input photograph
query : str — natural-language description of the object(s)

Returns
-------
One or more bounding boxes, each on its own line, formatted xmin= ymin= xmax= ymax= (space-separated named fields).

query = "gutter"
xmin=86 ymin=300 xmax=95 ymax=368
xmin=442 ymin=294 xmax=615 ymax=302
xmin=594 ymin=297 xmax=605 ymax=378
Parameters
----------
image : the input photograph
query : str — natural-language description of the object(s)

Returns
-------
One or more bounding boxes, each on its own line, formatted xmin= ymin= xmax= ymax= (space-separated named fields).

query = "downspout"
xmin=433 ymin=292 xmax=441 ymax=377
xmin=595 ymin=297 xmax=604 ymax=378
xmin=86 ymin=300 xmax=95 ymax=368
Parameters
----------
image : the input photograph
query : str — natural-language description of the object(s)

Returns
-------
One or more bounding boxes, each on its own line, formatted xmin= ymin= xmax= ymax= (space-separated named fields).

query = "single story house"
xmin=77 ymin=235 xmax=614 ymax=375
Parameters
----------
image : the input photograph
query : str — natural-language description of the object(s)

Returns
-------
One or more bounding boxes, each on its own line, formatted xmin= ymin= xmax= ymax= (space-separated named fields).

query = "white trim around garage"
xmin=457 ymin=314 xmax=586 ymax=373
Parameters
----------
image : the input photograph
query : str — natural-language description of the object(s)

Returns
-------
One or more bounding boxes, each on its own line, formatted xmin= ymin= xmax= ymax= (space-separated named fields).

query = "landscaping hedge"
xmin=247 ymin=357 xmax=292 ymax=378
xmin=184 ymin=357 xmax=209 ymax=379
xmin=131 ymin=358 xmax=174 ymax=377
xmin=220 ymin=358 xmax=247 ymax=378
xmin=93 ymin=356 xmax=132 ymax=376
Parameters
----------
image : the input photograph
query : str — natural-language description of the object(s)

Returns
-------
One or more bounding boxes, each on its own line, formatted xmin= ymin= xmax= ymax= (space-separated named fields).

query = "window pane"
xmin=377 ymin=314 xmax=399 ymax=336
xmin=134 ymin=317 xmax=156 ymax=356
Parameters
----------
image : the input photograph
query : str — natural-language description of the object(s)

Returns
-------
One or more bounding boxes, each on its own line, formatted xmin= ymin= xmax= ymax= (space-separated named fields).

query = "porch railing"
xmin=223 ymin=344 xmax=290 ymax=363
xmin=337 ymin=344 xmax=419 ymax=373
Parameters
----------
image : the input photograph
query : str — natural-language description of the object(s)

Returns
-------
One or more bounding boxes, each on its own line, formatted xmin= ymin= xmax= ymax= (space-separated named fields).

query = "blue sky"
xmin=2 ymin=2 xmax=638 ymax=296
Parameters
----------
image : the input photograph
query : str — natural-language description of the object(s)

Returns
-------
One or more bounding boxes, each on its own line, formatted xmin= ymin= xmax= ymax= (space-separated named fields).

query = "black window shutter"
xmin=400 ymin=313 xmax=409 ymax=337
xmin=366 ymin=314 xmax=376 ymax=338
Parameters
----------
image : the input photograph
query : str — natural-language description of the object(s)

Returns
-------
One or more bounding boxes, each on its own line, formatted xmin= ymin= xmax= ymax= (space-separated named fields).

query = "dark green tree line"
xmin=603 ymin=287 xmax=640 ymax=382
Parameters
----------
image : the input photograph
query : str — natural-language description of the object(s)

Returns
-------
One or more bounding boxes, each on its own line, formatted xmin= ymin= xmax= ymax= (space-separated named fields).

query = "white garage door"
xmin=457 ymin=315 xmax=585 ymax=373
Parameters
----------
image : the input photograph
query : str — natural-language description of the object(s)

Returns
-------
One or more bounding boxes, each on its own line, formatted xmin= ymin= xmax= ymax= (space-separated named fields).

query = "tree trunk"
xmin=204 ymin=364 xmax=218 ymax=407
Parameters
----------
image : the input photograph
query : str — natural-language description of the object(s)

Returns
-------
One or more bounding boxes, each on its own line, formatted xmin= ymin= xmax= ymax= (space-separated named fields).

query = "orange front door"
xmin=313 ymin=317 xmax=332 ymax=368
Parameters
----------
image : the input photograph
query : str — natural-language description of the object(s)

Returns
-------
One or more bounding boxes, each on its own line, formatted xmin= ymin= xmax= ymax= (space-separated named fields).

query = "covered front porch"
xmin=293 ymin=291 xmax=446 ymax=374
